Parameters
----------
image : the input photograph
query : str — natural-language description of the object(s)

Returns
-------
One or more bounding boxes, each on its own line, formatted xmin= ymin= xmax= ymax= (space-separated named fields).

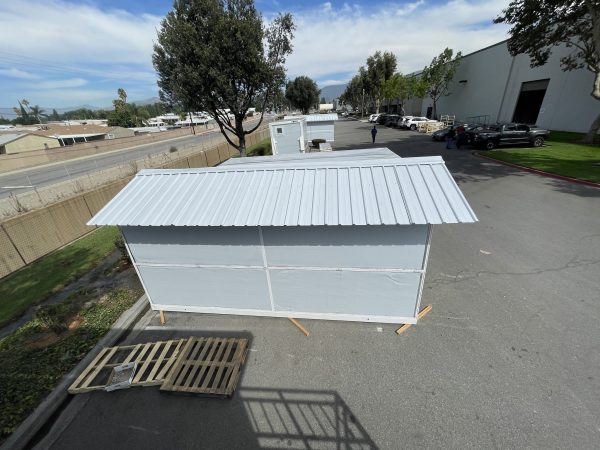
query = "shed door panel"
xmin=122 ymin=226 xmax=263 ymax=266
xmin=307 ymin=122 xmax=334 ymax=141
xmin=262 ymin=226 xmax=427 ymax=270
xmin=270 ymin=270 xmax=421 ymax=318
xmin=138 ymin=266 xmax=271 ymax=310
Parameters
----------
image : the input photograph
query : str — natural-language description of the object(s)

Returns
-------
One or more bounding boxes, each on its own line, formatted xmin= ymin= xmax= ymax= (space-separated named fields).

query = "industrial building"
xmin=382 ymin=40 xmax=597 ymax=133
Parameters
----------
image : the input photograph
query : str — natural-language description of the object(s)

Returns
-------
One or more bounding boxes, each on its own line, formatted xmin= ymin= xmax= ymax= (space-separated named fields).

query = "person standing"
xmin=371 ymin=126 xmax=378 ymax=143
xmin=455 ymin=124 xmax=466 ymax=149
xmin=446 ymin=126 xmax=456 ymax=149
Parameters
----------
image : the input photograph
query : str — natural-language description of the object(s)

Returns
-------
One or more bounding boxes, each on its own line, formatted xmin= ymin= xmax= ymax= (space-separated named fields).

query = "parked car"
xmin=383 ymin=115 xmax=400 ymax=127
xmin=467 ymin=123 xmax=550 ymax=150
xmin=376 ymin=114 xmax=390 ymax=125
xmin=403 ymin=116 xmax=435 ymax=131
xmin=431 ymin=123 xmax=469 ymax=141
xmin=398 ymin=116 xmax=414 ymax=128
xmin=369 ymin=114 xmax=380 ymax=123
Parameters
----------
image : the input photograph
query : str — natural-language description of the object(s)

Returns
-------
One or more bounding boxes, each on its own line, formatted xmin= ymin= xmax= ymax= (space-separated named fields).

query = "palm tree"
xmin=29 ymin=105 xmax=46 ymax=123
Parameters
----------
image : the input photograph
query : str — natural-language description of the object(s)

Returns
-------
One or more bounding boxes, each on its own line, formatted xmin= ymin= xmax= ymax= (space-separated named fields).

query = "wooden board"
xmin=159 ymin=337 xmax=248 ymax=397
xmin=68 ymin=339 xmax=186 ymax=394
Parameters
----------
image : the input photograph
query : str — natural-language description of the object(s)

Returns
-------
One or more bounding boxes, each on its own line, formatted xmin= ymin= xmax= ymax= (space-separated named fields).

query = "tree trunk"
xmin=432 ymin=100 xmax=437 ymax=120
xmin=236 ymin=116 xmax=246 ymax=157
xmin=583 ymin=110 xmax=600 ymax=144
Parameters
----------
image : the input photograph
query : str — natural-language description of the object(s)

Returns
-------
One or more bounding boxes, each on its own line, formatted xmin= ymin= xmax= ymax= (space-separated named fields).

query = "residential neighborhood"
xmin=0 ymin=1 xmax=598 ymax=449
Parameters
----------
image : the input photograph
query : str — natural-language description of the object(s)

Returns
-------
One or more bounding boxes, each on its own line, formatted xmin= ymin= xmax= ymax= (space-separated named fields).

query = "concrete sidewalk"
xmin=30 ymin=120 xmax=600 ymax=449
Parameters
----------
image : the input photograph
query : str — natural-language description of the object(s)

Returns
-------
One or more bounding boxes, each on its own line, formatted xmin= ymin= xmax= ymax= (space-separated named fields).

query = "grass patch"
xmin=246 ymin=138 xmax=272 ymax=157
xmin=484 ymin=140 xmax=600 ymax=183
xmin=0 ymin=287 xmax=142 ymax=442
xmin=0 ymin=226 xmax=120 ymax=328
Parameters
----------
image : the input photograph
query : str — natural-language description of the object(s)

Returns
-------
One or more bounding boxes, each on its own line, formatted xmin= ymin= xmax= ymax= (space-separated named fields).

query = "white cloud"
xmin=34 ymin=78 xmax=88 ymax=89
xmin=0 ymin=67 xmax=39 ymax=79
xmin=319 ymin=79 xmax=352 ymax=87
xmin=0 ymin=1 xmax=161 ymax=68
xmin=285 ymin=0 xmax=512 ymax=82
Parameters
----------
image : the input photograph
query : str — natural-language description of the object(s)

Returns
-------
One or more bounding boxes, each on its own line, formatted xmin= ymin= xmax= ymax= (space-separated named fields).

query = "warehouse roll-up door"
xmin=512 ymin=79 xmax=549 ymax=124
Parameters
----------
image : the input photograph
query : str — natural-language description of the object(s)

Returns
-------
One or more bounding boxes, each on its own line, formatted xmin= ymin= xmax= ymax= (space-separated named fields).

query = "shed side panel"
xmin=262 ymin=225 xmax=427 ymax=269
xmin=269 ymin=270 xmax=421 ymax=318
xmin=122 ymin=226 xmax=263 ymax=266
xmin=137 ymin=266 xmax=271 ymax=310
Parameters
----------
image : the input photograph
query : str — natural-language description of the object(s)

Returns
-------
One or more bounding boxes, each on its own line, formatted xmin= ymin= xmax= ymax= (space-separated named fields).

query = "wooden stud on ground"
xmin=395 ymin=305 xmax=432 ymax=335
xmin=288 ymin=318 xmax=310 ymax=337
xmin=159 ymin=310 xmax=166 ymax=326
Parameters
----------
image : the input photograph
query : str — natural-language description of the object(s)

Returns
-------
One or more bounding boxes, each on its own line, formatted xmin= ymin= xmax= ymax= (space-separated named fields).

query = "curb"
xmin=473 ymin=151 xmax=600 ymax=188
xmin=0 ymin=295 xmax=149 ymax=450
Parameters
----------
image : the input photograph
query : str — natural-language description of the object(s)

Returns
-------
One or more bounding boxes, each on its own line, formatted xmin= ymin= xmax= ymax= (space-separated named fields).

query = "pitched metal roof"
xmin=221 ymin=148 xmax=399 ymax=167
xmin=284 ymin=114 xmax=338 ymax=122
xmin=88 ymin=155 xmax=477 ymax=227
xmin=0 ymin=134 xmax=24 ymax=145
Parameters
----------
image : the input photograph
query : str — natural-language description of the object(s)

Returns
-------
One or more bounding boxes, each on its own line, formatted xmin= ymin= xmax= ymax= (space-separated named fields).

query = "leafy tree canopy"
xmin=153 ymin=0 xmax=295 ymax=155
xmin=421 ymin=48 xmax=462 ymax=119
xmin=285 ymin=76 xmax=320 ymax=114
xmin=495 ymin=0 xmax=600 ymax=142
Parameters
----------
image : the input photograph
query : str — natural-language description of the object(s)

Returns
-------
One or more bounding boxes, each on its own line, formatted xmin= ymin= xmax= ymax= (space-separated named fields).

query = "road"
xmin=38 ymin=119 xmax=600 ymax=449
xmin=0 ymin=117 xmax=270 ymax=199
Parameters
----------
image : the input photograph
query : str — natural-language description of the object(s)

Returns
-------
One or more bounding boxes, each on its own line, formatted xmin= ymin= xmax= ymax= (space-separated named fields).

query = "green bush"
xmin=169 ymin=146 xmax=178 ymax=153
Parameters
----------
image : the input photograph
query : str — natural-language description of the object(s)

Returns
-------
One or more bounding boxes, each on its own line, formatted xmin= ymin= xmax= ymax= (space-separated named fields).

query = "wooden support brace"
xmin=159 ymin=310 xmax=166 ymax=326
xmin=395 ymin=305 xmax=432 ymax=335
xmin=288 ymin=318 xmax=309 ymax=337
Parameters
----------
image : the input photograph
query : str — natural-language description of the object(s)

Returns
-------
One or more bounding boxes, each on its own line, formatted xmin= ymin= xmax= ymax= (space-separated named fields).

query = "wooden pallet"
xmin=160 ymin=337 xmax=248 ymax=397
xmin=68 ymin=339 xmax=186 ymax=394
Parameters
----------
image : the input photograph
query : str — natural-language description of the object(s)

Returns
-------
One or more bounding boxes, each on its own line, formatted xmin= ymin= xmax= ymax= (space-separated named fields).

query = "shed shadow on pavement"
xmin=37 ymin=328 xmax=378 ymax=450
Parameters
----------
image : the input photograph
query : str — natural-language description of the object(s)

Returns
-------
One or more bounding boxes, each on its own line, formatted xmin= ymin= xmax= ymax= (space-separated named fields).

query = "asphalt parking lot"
xmin=34 ymin=119 xmax=600 ymax=449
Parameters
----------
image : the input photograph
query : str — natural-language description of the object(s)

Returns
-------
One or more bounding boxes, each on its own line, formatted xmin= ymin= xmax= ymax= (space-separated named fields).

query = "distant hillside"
xmin=319 ymin=84 xmax=348 ymax=102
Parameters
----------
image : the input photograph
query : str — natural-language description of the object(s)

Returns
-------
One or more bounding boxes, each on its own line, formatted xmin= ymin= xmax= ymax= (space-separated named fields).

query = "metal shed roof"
xmin=221 ymin=148 xmax=399 ymax=167
xmin=284 ymin=114 xmax=338 ymax=122
xmin=89 ymin=155 xmax=477 ymax=227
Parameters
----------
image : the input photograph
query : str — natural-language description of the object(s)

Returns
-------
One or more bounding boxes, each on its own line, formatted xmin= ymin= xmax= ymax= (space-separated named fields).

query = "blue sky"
xmin=0 ymin=0 xmax=511 ymax=112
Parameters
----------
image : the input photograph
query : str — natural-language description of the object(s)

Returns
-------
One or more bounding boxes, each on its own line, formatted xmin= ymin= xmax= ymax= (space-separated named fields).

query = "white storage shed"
xmin=269 ymin=118 xmax=308 ymax=155
xmin=89 ymin=150 xmax=477 ymax=325
xmin=285 ymin=113 xmax=338 ymax=142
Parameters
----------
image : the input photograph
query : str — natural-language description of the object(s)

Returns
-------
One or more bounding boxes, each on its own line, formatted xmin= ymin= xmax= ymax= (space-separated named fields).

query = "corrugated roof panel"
xmin=419 ymin=164 xmax=457 ymax=223
xmin=406 ymin=165 xmax=442 ymax=224
xmin=88 ymin=154 xmax=477 ymax=227
xmin=430 ymin=164 xmax=477 ymax=223
xmin=285 ymin=170 xmax=305 ymax=226
xmin=394 ymin=166 xmax=426 ymax=224
xmin=348 ymin=168 xmax=367 ymax=225
xmin=325 ymin=168 xmax=338 ymax=225
xmin=371 ymin=166 xmax=396 ymax=225
xmin=298 ymin=169 xmax=315 ymax=226
xmin=360 ymin=167 xmax=380 ymax=225
xmin=272 ymin=169 xmax=295 ymax=226
xmin=337 ymin=168 xmax=352 ymax=225
xmin=382 ymin=166 xmax=410 ymax=225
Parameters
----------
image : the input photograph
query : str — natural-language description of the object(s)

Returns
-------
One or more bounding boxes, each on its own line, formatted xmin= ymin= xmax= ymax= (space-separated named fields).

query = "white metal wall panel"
xmin=262 ymin=226 xmax=427 ymax=270
xmin=122 ymin=226 xmax=263 ymax=266
xmin=138 ymin=266 xmax=271 ymax=310
xmin=269 ymin=270 xmax=422 ymax=318
xmin=307 ymin=122 xmax=334 ymax=142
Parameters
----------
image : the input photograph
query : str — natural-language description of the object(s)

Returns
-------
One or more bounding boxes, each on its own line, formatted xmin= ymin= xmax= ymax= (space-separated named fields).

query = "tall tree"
xmin=339 ymin=74 xmax=364 ymax=113
xmin=495 ymin=0 xmax=600 ymax=143
xmin=285 ymin=76 xmax=320 ymax=114
xmin=382 ymin=74 xmax=426 ymax=113
xmin=420 ymin=48 xmax=462 ymax=119
xmin=153 ymin=0 xmax=295 ymax=156
xmin=365 ymin=51 xmax=397 ymax=113
xmin=29 ymin=105 xmax=46 ymax=123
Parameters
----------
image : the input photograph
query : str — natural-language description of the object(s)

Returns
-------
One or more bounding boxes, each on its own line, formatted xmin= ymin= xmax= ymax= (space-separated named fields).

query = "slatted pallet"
xmin=68 ymin=339 xmax=186 ymax=394
xmin=160 ymin=337 xmax=248 ymax=397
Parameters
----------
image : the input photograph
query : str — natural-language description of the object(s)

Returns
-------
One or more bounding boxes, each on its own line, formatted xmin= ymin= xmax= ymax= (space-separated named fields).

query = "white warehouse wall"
xmin=421 ymin=41 xmax=598 ymax=133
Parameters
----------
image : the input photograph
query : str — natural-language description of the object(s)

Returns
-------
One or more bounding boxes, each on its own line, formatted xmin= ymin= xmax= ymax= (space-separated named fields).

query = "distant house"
xmin=0 ymin=133 xmax=60 ymax=155
xmin=107 ymin=126 xmax=136 ymax=139
xmin=35 ymin=124 xmax=109 ymax=145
